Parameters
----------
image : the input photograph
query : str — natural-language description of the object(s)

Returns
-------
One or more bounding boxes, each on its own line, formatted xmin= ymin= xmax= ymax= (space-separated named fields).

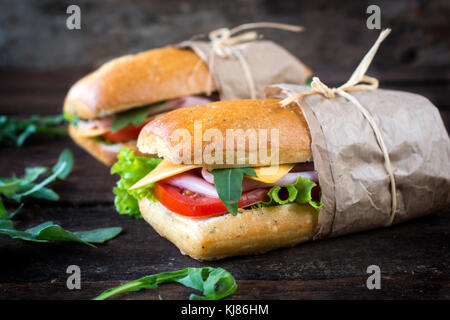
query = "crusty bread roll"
xmin=68 ymin=124 xmax=146 ymax=166
xmin=138 ymin=99 xmax=312 ymax=168
xmin=139 ymin=198 xmax=318 ymax=261
xmin=63 ymin=47 xmax=215 ymax=119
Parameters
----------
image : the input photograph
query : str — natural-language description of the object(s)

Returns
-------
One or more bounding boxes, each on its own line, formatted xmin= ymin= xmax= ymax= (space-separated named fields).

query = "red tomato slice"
xmin=154 ymin=182 xmax=270 ymax=218
xmin=102 ymin=122 xmax=147 ymax=143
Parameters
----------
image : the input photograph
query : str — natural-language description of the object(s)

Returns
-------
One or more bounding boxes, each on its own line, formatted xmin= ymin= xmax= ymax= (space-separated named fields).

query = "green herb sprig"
xmin=93 ymin=267 xmax=237 ymax=300
xmin=0 ymin=114 xmax=67 ymax=146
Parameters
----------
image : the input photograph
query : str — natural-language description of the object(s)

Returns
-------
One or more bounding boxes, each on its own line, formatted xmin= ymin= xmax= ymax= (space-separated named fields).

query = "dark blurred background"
xmin=1 ymin=0 xmax=449 ymax=69
xmin=0 ymin=0 xmax=449 ymax=121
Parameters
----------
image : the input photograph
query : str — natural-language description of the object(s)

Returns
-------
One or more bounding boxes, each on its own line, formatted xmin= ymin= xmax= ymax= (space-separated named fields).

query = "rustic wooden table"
xmin=0 ymin=68 xmax=448 ymax=300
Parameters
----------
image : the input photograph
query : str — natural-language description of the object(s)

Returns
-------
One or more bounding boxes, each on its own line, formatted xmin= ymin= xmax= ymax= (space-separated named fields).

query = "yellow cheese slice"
xmin=249 ymin=164 xmax=295 ymax=183
xmin=129 ymin=160 xmax=201 ymax=190
xmin=130 ymin=160 xmax=295 ymax=190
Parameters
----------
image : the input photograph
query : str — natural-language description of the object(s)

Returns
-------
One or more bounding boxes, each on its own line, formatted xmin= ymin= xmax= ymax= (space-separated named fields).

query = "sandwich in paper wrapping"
xmin=178 ymin=40 xmax=311 ymax=100
xmin=63 ymin=31 xmax=311 ymax=166
xmin=266 ymin=84 xmax=450 ymax=239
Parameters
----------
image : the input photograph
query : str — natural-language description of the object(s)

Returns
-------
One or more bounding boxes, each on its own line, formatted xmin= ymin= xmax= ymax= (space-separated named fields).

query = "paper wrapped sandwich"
xmin=110 ymin=29 xmax=449 ymax=261
xmin=63 ymin=23 xmax=312 ymax=166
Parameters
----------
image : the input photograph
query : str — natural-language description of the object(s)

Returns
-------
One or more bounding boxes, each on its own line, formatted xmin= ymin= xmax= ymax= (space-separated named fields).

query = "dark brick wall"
xmin=0 ymin=0 xmax=449 ymax=70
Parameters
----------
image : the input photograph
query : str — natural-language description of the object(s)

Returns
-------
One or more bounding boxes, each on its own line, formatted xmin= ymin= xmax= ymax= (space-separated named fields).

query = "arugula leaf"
xmin=0 ymin=149 xmax=74 ymax=203
xmin=111 ymin=148 xmax=161 ymax=217
xmin=0 ymin=198 xmax=23 ymax=220
xmin=93 ymin=267 xmax=237 ymax=300
xmin=111 ymin=106 xmax=150 ymax=132
xmin=0 ymin=114 xmax=67 ymax=146
xmin=51 ymin=148 xmax=73 ymax=179
xmin=0 ymin=219 xmax=122 ymax=247
xmin=210 ymin=168 xmax=256 ymax=215
xmin=258 ymin=176 xmax=322 ymax=211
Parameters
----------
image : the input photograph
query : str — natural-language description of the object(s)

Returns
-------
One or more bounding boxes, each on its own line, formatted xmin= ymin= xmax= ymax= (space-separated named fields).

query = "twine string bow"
xmin=207 ymin=22 xmax=304 ymax=99
xmin=281 ymin=29 xmax=397 ymax=226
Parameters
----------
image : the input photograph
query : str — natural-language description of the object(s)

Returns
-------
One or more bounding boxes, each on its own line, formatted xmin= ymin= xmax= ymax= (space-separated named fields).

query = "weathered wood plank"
xmin=0 ymin=202 xmax=448 ymax=298
xmin=1 ymin=274 xmax=448 ymax=300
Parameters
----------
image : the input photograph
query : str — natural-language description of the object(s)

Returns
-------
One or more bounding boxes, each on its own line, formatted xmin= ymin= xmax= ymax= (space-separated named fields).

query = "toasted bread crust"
xmin=68 ymin=124 xmax=147 ymax=166
xmin=139 ymin=198 xmax=317 ymax=261
xmin=139 ymin=199 xmax=318 ymax=261
xmin=63 ymin=47 xmax=216 ymax=119
xmin=137 ymin=99 xmax=312 ymax=168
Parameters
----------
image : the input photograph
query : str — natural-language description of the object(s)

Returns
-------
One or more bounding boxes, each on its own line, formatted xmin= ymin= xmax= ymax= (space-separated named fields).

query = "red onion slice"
xmin=201 ymin=168 xmax=215 ymax=184
xmin=165 ymin=173 xmax=219 ymax=198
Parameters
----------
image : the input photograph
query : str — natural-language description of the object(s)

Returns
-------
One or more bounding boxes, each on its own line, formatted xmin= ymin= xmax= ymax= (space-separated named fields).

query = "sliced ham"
xmin=74 ymin=95 xmax=216 ymax=138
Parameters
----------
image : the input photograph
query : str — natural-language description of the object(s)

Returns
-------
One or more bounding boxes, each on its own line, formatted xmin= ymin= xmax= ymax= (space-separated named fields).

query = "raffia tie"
xmin=207 ymin=22 xmax=304 ymax=99
xmin=281 ymin=28 xmax=397 ymax=226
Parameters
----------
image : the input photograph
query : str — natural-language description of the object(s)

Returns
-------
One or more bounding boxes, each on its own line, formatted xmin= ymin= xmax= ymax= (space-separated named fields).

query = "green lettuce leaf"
xmin=293 ymin=176 xmax=322 ymax=210
xmin=111 ymin=148 xmax=161 ymax=217
xmin=266 ymin=184 xmax=298 ymax=205
xmin=256 ymin=176 xmax=322 ymax=211
xmin=210 ymin=167 xmax=256 ymax=215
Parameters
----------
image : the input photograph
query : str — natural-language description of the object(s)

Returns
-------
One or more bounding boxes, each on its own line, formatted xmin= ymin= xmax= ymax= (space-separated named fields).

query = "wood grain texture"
xmin=0 ymin=69 xmax=448 ymax=300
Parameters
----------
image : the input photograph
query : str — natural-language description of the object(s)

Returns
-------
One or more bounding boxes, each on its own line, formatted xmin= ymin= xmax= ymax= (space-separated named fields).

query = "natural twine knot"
xmin=209 ymin=28 xmax=259 ymax=58
xmin=280 ymin=28 xmax=398 ymax=227
xmin=310 ymin=77 xmax=337 ymax=99
xmin=206 ymin=22 xmax=304 ymax=98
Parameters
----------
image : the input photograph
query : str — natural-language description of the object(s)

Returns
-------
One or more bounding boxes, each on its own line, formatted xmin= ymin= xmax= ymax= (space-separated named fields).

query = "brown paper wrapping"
xmin=266 ymin=84 xmax=450 ymax=239
xmin=178 ymin=40 xmax=311 ymax=100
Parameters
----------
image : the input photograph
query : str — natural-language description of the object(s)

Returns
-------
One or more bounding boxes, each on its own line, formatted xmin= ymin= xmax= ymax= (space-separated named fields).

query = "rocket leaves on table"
xmin=210 ymin=167 xmax=257 ymax=215
xmin=0 ymin=149 xmax=74 ymax=203
xmin=93 ymin=267 xmax=237 ymax=300
xmin=0 ymin=199 xmax=22 ymax=220
xmin=0 ymin=148 xmax=123 ymax=246
xmin=0 ymin=114 xmax=67 ymax=146
xmin=0 ymin=218 xmax=122 ymax=247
